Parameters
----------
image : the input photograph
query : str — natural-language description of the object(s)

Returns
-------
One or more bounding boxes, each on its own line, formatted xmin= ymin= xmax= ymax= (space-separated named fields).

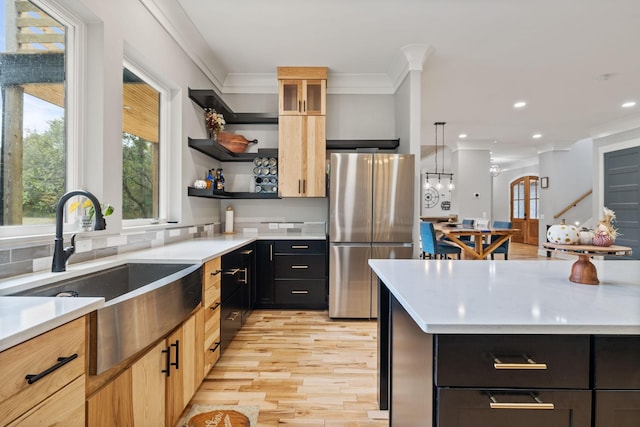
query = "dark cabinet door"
xmin=238 ymin=243 xmax=255 ymax=321
xmin=220 ymin=288 xmax=242 ymax=353
xmin=255 ymin=240 xmax=275 ymax=307
xmin=595 ymin=391 xmax=640 ymax=427
xmin=437 ymin=389 xmax=591 ymax=427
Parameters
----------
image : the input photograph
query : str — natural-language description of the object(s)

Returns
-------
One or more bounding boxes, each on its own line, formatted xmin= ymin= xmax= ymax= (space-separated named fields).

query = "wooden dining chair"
xmin=420 ymin=222 xmax=462 ymax=259
xmin=484 ymin=220 xmax=512 ymax=259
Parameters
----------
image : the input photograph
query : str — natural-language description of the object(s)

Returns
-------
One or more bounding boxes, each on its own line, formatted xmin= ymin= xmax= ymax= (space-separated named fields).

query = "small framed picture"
xmin=540 ymin=177 xmax=549 ymax=188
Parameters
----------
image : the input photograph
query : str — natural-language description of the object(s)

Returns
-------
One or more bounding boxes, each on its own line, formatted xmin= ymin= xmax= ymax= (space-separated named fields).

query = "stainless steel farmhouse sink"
xmin=11 ymin=262 xmax=202 ymax=374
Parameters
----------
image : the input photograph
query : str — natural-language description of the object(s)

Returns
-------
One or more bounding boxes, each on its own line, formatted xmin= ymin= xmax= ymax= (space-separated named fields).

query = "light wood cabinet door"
xmin=131 ymin=341 xmax=166 ymax=426
xmin=86 ymin=368 xmax=134 ymax=427
xmin=278 ymin=79 xmax=326 ymax=116
xmin=278 ymin=115 xmax=326 ymax=197
xmin=0 ymin=317 xmax=86 ymax=426
xmin=165 ymin=309 xmax=203 ymax=427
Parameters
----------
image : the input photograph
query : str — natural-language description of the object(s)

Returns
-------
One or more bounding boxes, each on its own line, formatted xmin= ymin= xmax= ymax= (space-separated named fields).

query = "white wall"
xmin=452 ymin=149 xmax=492 ymax=220
xmin=538 ymin=139 xmax=594 ymax=241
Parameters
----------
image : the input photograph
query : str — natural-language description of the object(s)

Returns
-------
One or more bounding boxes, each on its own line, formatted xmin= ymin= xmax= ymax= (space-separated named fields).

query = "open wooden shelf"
xmin=188 ymin=88 xmax=278 ymax=124
xmin=188 ymin=187 xmax=280 ymax=200
xmin=188 ymin=138 xmax=277 ymax=162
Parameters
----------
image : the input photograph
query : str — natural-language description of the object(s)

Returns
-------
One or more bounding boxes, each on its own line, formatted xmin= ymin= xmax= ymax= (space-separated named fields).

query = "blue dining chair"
xmin=459 ymin=218 xmax=475 ymax=245
xmin=420 ymin=222 xmax=462 ymax=260
xmin=484 ymin=220 xmax=512 ymax=259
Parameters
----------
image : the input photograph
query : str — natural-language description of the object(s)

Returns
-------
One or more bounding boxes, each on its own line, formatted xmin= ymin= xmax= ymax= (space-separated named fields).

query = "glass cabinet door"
xmin=304 ymin=80 xmax=326 ymax=115
xmin=279 ymin=80 xmax=302 ymax=115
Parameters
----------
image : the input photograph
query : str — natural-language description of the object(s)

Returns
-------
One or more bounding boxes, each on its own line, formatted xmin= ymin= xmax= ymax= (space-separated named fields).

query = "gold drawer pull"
xmin=291 ymin=290 xmax=309 ymax=294
xmin=291 ymin=265 xmax=309 ymax=269
xmin=291 ymin=245 xmax=309 ymax=249
xmin=489 ymin=393 xmax=554 ymax=410
xmin=492 ymin=354 xmax=547 ymax=370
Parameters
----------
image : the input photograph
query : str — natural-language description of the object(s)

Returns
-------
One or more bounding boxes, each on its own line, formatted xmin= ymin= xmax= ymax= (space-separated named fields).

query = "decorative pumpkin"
xmin=547 ymin=224 xmax=580 ymax=244
xmin=592 ymin=207 xmax=619 ymax=247
xmin=578 ymin=230 xmax=595 ymax=245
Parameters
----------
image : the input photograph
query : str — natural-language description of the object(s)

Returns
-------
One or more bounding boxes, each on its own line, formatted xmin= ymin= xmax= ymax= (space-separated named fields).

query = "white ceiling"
xmin=174 ymin=0 xmax=640 ymax=168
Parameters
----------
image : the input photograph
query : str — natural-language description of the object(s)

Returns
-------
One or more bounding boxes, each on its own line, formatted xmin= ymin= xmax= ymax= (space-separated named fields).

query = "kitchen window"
xmin=121 ymin=63 xmax=168 ymax=225
xmin=0 ymin=0 xmax=78 ymax=235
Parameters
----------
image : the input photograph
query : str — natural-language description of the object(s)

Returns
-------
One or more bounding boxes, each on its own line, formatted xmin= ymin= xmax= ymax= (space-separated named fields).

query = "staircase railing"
xmin=553 ymin=190 xmax=593 ymax=219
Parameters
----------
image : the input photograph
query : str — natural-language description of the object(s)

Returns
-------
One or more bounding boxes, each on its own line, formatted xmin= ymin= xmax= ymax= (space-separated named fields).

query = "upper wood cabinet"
xmin=277 ymin=67 xmax=327 ymax=197
xmin=278 ymin=67 xmax=327 ymax=116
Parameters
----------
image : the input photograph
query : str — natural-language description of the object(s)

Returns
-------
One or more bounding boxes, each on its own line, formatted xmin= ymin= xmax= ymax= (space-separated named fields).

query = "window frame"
xmin=121 ymin=58 xmax=170 ymax=228
xmin=0 ymin=0 xmax=83 ymax=238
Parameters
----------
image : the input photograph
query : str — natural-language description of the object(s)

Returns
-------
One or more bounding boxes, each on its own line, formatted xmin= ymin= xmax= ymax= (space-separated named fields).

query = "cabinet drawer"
xmin=8 ymin=375 xmax=85 ymax=427
xmin=437 ymin=388 xmax=591 ymax=427
xmin=275 ymin=279 xmax=326 ymax=307
xmin=274 ymin=240 xmax=326 ymax=254
xmin=0 ymin=317 xmax=86 ymax=426
xmin=594 ymin=335 xmax=640 ymax=389
xmin=204 ymin=302 xmax=221 ymax=374
xmin=275 ymin=254 xmax=326 ymax=279
xmin=435 ymin=335 xmax=590 ymax=388
xmin=203 ymin=258 xmax=222 ymax=305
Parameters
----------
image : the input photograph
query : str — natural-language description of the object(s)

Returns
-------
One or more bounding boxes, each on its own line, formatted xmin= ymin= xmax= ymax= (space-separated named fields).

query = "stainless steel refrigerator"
xmin=329 ymin=152 xmax=415 ymax=318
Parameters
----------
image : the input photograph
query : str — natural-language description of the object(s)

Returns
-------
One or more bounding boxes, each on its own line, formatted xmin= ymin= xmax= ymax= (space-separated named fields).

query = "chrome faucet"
xmin=52 ymin=190 xmax=107 ymax=272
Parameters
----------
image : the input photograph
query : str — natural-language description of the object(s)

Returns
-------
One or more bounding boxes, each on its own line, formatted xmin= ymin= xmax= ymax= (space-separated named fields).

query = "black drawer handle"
xmin=25 ymin=353 xmax=78 ymax=384
xmin=489 ymin=393 xmax=554 ymax=410
xmin=210 ymin=302 xmax=221 ymax=311
xmin=291 ymin=290 xmax=309 ymax=294
xmin=492 ymin=354 xmax=547 ymax=370
xmin=291 ymin=265 xmax=309 ymax=269
xmin=171 ymin=340 xmax=180 ymax=370
xmin=162 ymin=346 xmax=171 ymax=376
xmin=210 ymin=269 xmax=222 ymax=276
xmin=210 ymin=342 xmax=221 ymax=352
xmin=291 ymin=245 xmax=309 ymax=249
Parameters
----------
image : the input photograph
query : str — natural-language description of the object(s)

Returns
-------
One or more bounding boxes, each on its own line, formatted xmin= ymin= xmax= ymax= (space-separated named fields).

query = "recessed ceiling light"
xmin=513 ymin=101 xmax=527 ymax=109
xmin=458 ymin=133 xmax=467 ymax=139
xmin=532 ymin=133 xmax=542 ymax=139
xmin=622 ymin=101 xmax=637 ymax=108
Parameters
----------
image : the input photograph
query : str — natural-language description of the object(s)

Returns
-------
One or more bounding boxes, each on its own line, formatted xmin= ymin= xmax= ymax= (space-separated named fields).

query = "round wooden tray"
xmin=542 ymin=242 xmax=632 ymax=285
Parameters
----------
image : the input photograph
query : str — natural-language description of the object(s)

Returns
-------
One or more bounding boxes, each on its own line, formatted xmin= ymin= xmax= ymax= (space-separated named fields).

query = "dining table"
xmin=434 ymin=223 xmax=519 ymax=260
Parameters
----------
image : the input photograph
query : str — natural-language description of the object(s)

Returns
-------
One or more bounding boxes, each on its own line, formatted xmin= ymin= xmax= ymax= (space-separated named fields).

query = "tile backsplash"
xmin=0 ymin=224 xmax=216 ymax=281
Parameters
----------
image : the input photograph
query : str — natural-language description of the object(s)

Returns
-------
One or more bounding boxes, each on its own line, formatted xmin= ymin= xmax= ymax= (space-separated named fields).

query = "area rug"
xmin=182 ymin=404 xmax=259 ymax=427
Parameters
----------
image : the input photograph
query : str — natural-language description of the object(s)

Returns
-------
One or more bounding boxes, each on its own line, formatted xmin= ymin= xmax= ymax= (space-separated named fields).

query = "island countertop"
xmin=368 ymin=259 xmax=640 ymax=335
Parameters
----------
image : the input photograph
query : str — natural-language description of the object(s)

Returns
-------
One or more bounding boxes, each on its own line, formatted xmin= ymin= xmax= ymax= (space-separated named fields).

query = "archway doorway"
xmin=511 ymin=175 xmax=539 ymax=245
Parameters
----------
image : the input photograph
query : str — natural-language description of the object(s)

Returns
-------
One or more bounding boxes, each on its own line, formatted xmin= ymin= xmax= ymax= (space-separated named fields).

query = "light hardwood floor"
xmin=179 ymin=243 xmax=545 ymax=427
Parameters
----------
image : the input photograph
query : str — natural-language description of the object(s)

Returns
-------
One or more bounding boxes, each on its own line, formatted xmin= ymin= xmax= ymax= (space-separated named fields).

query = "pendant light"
xmin=425 ymin=122 xmax=454 ymax=191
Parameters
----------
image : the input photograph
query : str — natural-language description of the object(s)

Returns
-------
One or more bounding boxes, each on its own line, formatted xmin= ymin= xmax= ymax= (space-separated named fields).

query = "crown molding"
xmin=145 ymin=0 xmax=425 ymax=96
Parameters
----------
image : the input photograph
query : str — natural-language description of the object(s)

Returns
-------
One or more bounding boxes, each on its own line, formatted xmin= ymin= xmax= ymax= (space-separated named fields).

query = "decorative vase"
xmin=592 ymin=232 xmax=614 ymax=247
xmin=547 ymin=224 xmax=580 ymax=244
xmin=209 ymin=129 xmax=218 ymax=142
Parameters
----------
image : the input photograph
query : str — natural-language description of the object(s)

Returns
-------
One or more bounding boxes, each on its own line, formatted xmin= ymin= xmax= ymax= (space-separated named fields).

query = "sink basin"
xmin=11 ymin=262 xmax=202 ymax=374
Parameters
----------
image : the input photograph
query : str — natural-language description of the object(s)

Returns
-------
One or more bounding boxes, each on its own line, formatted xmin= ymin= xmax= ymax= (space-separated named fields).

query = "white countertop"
xmin=369 ymin=259 xmax=640 ymax=335
xmin=0 ymin=233 xmax=326 ymax=351
xmin=0 ymin=297 xmax=103 ymax=351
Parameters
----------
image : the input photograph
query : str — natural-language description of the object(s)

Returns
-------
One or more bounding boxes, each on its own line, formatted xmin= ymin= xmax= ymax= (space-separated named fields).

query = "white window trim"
xmin=0 ymin=0 xmax=84 ymax=238
xmin=121 ymin=58 xmax=170 ymax=228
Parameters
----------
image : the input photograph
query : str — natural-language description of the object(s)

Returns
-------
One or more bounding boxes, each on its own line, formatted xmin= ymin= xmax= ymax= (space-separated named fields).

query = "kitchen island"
xmin=369 ymin=259 xmax=640 ymax=427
